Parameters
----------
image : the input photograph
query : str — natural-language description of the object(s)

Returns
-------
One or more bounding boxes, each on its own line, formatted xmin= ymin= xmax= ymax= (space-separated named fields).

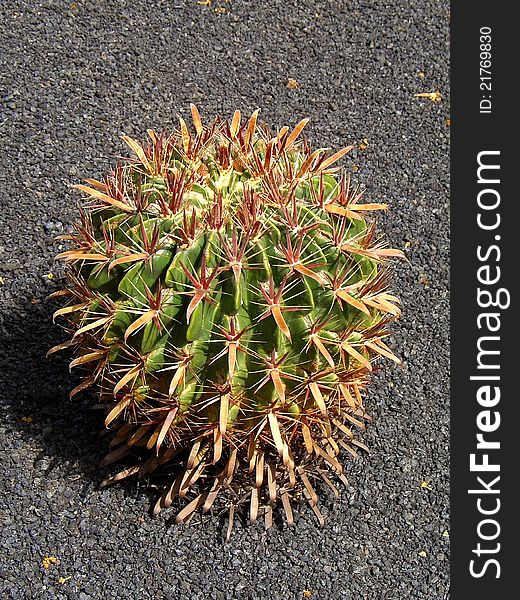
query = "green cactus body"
xmin=52 ymin=107 xmax=403 ymax=529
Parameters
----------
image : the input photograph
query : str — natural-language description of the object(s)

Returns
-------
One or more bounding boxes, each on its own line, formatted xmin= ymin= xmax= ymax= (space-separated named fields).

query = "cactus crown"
xmin=51 ymin=106 xmax=403 ymax=530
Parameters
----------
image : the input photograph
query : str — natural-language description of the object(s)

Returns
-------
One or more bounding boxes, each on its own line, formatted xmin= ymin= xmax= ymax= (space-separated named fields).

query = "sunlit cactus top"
xmin=51 ymin=106 xmax=404 ymax=530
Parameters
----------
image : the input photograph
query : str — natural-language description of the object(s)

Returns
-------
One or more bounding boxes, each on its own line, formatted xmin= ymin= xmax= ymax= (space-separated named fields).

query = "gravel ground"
xmin=0 ymin=1 xmax=450 ymax=598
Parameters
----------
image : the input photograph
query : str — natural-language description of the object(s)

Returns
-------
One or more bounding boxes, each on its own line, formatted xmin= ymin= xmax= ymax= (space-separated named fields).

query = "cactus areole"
xmin=51 ymin=107 xmax=404 ymax=530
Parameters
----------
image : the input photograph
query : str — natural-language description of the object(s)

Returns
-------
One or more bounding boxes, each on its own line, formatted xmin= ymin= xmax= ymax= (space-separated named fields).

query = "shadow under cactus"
xmin=0 ymin=297 xmax=103 ymax=480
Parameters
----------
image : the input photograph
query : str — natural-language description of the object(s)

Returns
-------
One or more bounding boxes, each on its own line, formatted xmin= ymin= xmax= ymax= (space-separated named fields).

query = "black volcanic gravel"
xmin=0 ymin=1 xmax=450 ymax=598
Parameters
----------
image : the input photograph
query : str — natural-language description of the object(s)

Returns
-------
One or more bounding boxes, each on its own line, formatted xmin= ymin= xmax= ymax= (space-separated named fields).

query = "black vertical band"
xmin=451 ymin=3 xmax=516 ymax=596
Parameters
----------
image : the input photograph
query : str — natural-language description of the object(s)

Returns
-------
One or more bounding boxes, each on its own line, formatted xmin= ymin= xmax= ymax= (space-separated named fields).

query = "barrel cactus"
xmin=50 ymin=106 xmax=403 ymax=530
